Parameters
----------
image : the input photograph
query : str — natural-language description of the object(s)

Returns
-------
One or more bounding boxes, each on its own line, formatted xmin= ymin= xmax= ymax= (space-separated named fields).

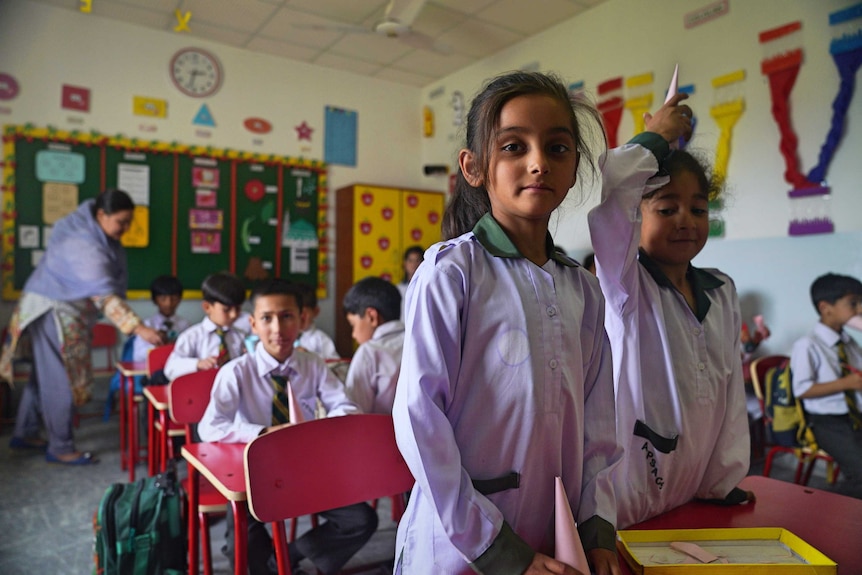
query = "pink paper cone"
xmin=287 ymin=381 xmax=306 ymax=424
xmin=664 ymin=63 xmax=679 ymax=104
xmin=555 ymin=476 xmax=589 ymax=572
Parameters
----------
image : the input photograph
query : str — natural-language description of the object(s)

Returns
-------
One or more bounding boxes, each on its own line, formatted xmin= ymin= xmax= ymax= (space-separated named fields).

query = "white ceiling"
xmin=28 ymin=0 xmax=609 ymax=87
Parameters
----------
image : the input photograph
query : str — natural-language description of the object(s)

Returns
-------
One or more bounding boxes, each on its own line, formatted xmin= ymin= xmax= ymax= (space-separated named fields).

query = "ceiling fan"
xmin=298 ymin=0 xmax=451 ymax=54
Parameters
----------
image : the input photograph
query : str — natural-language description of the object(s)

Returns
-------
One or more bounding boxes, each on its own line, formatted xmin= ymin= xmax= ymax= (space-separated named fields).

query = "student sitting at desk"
xmin=343 ymin=276 xmax=404 ymax=415
xmin=132 ymin=274 xmax=190 ymax=363
xmin=164 ymin=272 xmax=246 ymax=381
xmin=294 ymin=281 xmax=339 ymax=360
xmin=791 ymin=272 xmax=862 ymax=500
xmin=198 ymin=278 xmax=374 ymax=575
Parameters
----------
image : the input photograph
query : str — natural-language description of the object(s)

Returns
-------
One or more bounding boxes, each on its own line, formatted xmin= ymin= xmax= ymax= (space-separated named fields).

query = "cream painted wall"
xmin=0 ymin=0 xmax=429 ymax=334
xmin=420 ymin=0 xmax=862 ymax=249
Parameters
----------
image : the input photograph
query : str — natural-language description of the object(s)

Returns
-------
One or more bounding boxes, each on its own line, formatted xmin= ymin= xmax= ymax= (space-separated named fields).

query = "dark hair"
xmin=201 ymin=272 xmax=246 ymax=306
xmin=643 ymin=149 xmax=722 ymax=202
xmin=442 ymin=71 xmax=605 ymax=239
xmin=150 ymin=275 xmax=183 ymax=301
xmin=403 ymin=245 xmax=424 ymax=261
xmin=582 ymin=252 xmax=595 ymax=272
xmin=249 ymin=278 xmax=304 ymax=310
xmin=343 ymin=276 xmax=402 ymax=323
xmin=92 ymin=189 xmax=134 ymax=216
xmin=295 ymin=281 xmax=318 ymax=310
xmin=810 ymin=273 xmax=862 ymax=313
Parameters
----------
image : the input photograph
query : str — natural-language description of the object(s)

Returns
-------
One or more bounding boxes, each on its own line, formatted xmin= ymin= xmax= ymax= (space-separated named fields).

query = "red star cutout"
xmin=295 ymin=121 xmax=313 ymax=141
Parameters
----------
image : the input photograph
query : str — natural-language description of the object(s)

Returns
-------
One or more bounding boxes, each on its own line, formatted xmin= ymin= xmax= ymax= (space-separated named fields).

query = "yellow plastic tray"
xmin=617 ymin=528 xmax=836 ymax=574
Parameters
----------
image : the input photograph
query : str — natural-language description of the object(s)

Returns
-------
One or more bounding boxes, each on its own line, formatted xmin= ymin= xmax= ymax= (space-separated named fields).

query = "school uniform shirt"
xmin=296 ymin=324 xmax=340 ymax=360
xmin=393 ymin=214 xmax=620 ymax=574
xmin=132 ymin=313 xmax=191 ymax=362
xmin=198 ymin=343 xmax=359 ymax=443
xmin=588 ymin=133 xmax=749 ymax=530
xmin=163 ymin=317 xmax=246 ymax=381
xmin=790 ymin=322 xmax=862 ymax=415
xmin=344 ymin=320 xmax=405 ymax=414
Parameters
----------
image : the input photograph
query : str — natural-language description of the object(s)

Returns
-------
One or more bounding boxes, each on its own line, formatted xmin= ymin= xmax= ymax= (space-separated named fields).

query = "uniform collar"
xmin=472 ymin=213 xmax=577 ymax=268
xmin=254 ymin=341 xmax=296 ymax=379
xmin=202 ymin=316 xmax=229 ymax=333
xmin=814 ymin=321 xmax=846 ymax=347
xmin=372 ymin=320 xmax=405 ymax=342
xmin=637 ymin=249 xmax=724 ymax=322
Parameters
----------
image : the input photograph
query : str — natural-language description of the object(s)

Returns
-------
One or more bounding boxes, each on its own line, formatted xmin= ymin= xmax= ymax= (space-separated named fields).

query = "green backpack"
xmin=93 ymin=467 xmax=186 ymax=575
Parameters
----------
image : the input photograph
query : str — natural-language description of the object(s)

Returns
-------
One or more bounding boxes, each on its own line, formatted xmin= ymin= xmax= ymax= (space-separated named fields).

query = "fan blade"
xmin=384 ymin=0 xmax=428 ymax=27
xmin=399 ymin=30 xmax=452 ymax=54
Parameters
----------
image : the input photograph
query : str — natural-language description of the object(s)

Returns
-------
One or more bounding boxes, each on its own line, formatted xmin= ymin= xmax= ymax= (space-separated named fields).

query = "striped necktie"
xmin=215 ymin=327 xmax=229 ymax=366
xmin=271 ymin=374 xmax=291 ymax=425
xmin=837 ymin=340 xmax=862 ymax=429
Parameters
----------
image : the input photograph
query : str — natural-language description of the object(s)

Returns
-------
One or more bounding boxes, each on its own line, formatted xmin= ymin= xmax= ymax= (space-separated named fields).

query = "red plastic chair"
xmin=750 ymin=355 xmax=840 ymax=485
xmin=168 ymin=369 xmax=226 ymax=575
xmin=244 ymin=414 xmax=415 ymax=575
xmin=91 ymin=323 xmax=118 ymax=374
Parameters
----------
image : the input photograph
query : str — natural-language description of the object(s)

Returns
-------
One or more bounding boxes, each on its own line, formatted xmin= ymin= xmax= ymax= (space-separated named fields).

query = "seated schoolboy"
xmin=197 ymin=278 xmax=375 ymax=575
xmin=132 ymin=275 xmax=190 ymax=363
xmin=343 ymin=276 xmax=404 ymax=414
xmin=164 ymin=272 xmax=246 ymax=381
xmin=294 ymin=282 xmax=340 ymax=360
xmin=790 ymin=272 xmax=862 ymax=500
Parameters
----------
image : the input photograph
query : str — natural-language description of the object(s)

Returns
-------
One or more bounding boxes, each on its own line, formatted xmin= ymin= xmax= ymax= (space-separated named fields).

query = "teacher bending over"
xmin=1 ymin=190 xmax=165 ymax=465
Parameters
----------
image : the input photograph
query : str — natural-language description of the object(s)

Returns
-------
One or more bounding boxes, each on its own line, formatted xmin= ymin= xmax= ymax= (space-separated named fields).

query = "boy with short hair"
xmin=132 ymin=275 xmax=190 ymax=362
xmin=294 ymin=282 xmax=339 ymax=360
xmin=791 ymin=272 xmax=862 ymax=499
xmin=343 ymin=276 xmax=404 ymax=414
xmin=164 ymin=272 xmax=246 ymax=381
xmin=198 ymin=278 xmax=375 ymax=575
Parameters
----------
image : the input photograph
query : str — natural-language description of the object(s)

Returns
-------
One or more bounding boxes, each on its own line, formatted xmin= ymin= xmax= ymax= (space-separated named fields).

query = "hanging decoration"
xmin=624 ymin=72 xmax=654 ymax=135
xmin=597 ymin=77 xmax=624 ymax=147
xmin=295 ymin=121 xmax=313 ymax=141
xmin=79 ymin=0 xmax=92 ymax=13
xmin=174 ymin=9 xmax=192 ymax=32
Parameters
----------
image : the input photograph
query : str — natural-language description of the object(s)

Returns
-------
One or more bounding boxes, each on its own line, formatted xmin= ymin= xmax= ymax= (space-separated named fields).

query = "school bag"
xmin=762 ymin=360 xmax=818 ymax=448
xmin=93 ymin=465 xmax=187 ymax=575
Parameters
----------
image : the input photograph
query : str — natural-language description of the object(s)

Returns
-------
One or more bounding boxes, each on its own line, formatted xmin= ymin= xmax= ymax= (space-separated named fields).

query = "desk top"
xmin=621 ymin=475 xmax=862 ymax=574
xmin=142 ymin=385 xmax=169 ymax=409
xmin=182 ymin=442 xmax=247 ymax=502
xmin=115 ymin=360 xmax=148 ymax=377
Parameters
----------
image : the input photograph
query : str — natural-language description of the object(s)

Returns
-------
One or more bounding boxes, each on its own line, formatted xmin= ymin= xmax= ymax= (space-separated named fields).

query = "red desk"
xmin=142 ymin=385 xmax=170 ymax=476
xmin=621 ymin=475 xmax=862 ymax=574
xmin=115 ymin=360 xmax=147 ymax=481
xmin=182 ymin=442 xmax=247 ymax=575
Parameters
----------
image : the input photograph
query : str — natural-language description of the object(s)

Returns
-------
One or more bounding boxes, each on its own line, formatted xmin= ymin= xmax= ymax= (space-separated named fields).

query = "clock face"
xmin=170 ymin=48 xmax=222 ymax=98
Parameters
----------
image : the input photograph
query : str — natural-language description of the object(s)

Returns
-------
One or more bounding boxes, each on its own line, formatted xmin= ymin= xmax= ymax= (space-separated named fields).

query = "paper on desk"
xmin=288 ymin=381 xmax=306 ymax=424
xmin=555 ymin=476 xmax=589 ymax=572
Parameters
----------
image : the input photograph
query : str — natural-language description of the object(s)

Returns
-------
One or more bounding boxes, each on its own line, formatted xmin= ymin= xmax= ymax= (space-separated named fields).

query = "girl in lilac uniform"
xmin=588 ymin=95 xmax=754 ymax=529
xmin=393 ymin=71 xmax=622 ymax=575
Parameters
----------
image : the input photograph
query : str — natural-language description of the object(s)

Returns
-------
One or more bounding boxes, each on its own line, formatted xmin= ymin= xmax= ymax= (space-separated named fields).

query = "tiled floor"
xmin=0 ymin=379 xmax=849 ymax=574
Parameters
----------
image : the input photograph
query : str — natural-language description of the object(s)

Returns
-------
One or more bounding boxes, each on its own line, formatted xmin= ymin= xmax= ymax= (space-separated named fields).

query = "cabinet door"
xmin=401 ymin=190 xmax=445 ymax=254
xmin=352 ymin=186 xmax=401 ymax=283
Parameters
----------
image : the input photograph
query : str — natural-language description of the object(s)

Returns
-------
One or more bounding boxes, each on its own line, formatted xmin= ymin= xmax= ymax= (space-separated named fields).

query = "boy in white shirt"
xmin=198 ymin=278 xmax=376 ymax=575
xmin=790 ymin=273 xmax=862 ymax=499
xmin=164 ymin=272 xmax=246 ymax=381
xmin=294 ymin=282 xmax=339 ymax=360
xmin=343 ymin=276 xmax=404 ymax=414
xmin=132 ymin=275 xmax=190 ymax=363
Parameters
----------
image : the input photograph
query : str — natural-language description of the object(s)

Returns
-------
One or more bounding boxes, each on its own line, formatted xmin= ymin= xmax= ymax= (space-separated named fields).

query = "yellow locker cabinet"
xmin=335 ymin=184 xmax=445 ymax=357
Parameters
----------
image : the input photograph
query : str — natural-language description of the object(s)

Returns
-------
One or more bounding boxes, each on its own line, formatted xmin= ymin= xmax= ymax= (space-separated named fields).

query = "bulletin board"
xmin=1 ymin=125 xmax=329 ymax=300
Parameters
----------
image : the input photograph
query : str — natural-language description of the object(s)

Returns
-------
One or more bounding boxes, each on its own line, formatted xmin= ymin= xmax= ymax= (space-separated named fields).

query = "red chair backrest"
xmin=147 ymin=343 xmax=175 ymax=377
xmin=749 ymin=355 xmax=790 ymax=404
xmin=245 ymin=414 xmax=414 ymax=523
xmin=168 ymin=369 xmax=218 ymax=426
xmin=91 ymin=323 xmax=117 ymax=347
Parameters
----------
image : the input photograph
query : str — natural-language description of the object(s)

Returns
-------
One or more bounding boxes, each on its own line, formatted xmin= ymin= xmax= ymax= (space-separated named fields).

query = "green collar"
xmin=637 ymin=249 xmax=724 ymax=322
xmin=472 ymin=213 xmax=576 ymax=268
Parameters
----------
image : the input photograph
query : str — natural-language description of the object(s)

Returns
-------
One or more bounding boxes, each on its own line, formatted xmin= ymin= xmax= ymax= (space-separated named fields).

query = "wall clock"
xmin=169 ymin=47 xmax=222 ymax=98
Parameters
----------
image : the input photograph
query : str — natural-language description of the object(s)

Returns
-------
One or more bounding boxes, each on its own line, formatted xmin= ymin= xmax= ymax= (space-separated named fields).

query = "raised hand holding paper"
xmin=555 ymin=476 xmax=589 ymax=572
xmin=665 ymin=64 xmax=680 ymax=149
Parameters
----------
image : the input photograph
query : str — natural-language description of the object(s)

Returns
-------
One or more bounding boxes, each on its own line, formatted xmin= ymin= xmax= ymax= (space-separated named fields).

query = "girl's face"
xmin=403 ymin=252 xmax=422 ymax=281
xmin=639 ymin=170 xmax=709 ymax=269
xmin=96 ymin=209 xmax=133 ymax=240
xmin=465 ymin=94 xmax=578 ymax=229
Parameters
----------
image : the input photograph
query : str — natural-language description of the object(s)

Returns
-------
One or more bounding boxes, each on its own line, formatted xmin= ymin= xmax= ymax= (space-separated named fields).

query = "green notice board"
xmin=2 ymin=125 xmax=328 ymax=300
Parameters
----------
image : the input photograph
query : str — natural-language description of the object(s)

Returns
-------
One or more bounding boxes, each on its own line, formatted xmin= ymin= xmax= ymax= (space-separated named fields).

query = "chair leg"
xmin=200 ymin=512 xmax=213 ymax=575
xmin=801 ymin=457 xmax=818 ymax=486
xmin=792 ymin=457 xmax=806 ymax=484
xmin=289 ymin=517 xmax=297 ymax=542
xmin=763 ymin=448 xmax=777 ymax=477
